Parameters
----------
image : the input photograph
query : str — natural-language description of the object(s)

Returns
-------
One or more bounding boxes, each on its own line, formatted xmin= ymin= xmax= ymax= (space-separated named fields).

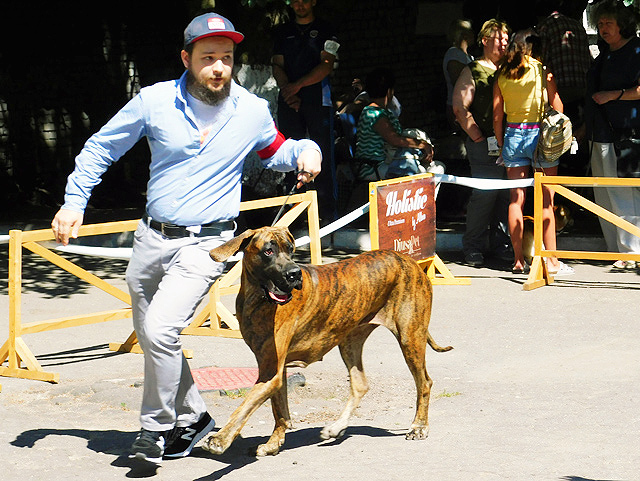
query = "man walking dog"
xmin=51 ymin=12 xmax=321 ymax=464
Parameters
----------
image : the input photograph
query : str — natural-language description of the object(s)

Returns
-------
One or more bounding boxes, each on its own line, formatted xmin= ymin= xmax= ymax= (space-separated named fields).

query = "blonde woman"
xmin=453 ymin=19 xmax=511 ymax=267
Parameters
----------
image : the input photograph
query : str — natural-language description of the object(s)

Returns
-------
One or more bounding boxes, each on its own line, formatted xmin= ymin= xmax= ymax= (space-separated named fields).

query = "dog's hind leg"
xmin=321 ymin=324 xmax=378 ymax=440
xmin=256 ymin=367 xmax=292 ymax=456
xmin=396 ymin=315 xmax=433 ymax=440
xmin=403 ymin=352 xmax=432 ymax=440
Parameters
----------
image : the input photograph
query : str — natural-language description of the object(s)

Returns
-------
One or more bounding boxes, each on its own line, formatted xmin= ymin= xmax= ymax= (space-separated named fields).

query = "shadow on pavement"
xmin=11 ymin=427 xmax=135 ymax=456
xmin=35 ymin=343 xmax=126 ymax=367
xmin=112 ymin=455 xmax=161 ymax=478
xmin=11 ymin=427 xmax=161 ymax=478
xmin=560 ymin=477 xmax=627 ymax=481
xmin=10 ymin=424 xmax=400 ymax=480
xmin=191 ymin=425 xmax=400 ymax=480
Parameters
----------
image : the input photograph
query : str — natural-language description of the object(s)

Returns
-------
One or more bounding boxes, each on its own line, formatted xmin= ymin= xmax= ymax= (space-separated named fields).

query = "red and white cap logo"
xmin=207 ymin=17 xmax=226 ymax=31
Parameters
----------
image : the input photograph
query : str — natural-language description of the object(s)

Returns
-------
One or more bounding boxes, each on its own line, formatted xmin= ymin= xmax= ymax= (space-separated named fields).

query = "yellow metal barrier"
xmin=109 ymin=191 xmax=322 ymax=353
xmin=1 ymin=191 xmax=321 ymax=383
xmin=524 ymin=173 xmax=640 ymax=290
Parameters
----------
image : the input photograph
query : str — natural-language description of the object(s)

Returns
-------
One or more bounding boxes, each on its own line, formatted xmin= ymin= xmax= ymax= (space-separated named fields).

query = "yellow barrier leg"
xmin=0 ymin=339 xmax=9 ymax=366
xmin=418 ymin=255 xmax=471 ymax=285
xmin=109 ymin=330 xmax=143 ymax=355
xmin=523 ymin=256 xmax=553 ymax=291
xmin=0 ymin=337 xmax=59 ymax=383
xmin=109 ymin=327 xmax=194 ymax=359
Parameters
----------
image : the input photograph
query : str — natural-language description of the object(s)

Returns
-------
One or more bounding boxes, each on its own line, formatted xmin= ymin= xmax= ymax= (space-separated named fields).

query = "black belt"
xmin=143 ymin=214 xmax=235 ymax=239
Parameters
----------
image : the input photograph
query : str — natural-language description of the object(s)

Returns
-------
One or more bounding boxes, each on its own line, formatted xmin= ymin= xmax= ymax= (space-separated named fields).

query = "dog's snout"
xmin=285 ymin=265 xmax=302 ymax=288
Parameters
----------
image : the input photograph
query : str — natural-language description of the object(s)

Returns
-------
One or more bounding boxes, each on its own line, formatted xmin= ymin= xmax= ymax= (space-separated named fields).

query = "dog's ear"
xmin=209 ymin=229 xmax=256 ymax=262
xmin=284 ymin=228 xmax=296 ymax=253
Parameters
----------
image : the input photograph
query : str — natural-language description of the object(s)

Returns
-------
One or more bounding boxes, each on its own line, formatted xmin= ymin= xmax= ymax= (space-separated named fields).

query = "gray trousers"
xmin=125 ymin=220 xmax=233 ymax=431
xmin=462 ymin=138 xmax=510 ymax=255
xmin=590 ymin=141 xmax=640 ymax=254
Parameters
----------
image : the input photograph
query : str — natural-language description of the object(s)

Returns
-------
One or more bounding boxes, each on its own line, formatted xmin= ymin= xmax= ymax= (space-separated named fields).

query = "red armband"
xmin=257 ymin=127 xmax=286 ymax=160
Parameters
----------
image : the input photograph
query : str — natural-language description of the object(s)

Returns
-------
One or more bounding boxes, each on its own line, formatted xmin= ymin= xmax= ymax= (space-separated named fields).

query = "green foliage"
xmin=221 ymin=388 xmax=251 ymax=398
xmin=435 ymin=389 xmax=462 ymax=399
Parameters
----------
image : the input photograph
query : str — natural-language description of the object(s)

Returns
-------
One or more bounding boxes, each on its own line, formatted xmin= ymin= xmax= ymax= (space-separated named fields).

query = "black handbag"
xmin=598 ymin=107 xmax=640 ymax=178
xmin=612 ymin=129 xmax=640 ymax=178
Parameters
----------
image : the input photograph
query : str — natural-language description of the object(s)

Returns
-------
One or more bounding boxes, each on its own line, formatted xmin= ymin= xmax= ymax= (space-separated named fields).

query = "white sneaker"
xmin=548 ymin=261 xmax=574 ymax=277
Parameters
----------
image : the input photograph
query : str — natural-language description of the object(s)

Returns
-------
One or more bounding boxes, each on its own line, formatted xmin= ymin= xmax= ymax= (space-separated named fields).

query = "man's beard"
xmin=186 ymin=71 xmax=231 ymax=106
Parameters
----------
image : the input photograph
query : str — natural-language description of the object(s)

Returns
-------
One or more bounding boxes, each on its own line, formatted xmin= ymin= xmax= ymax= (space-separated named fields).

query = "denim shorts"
xmin=501 ymin=123 xmax=560 ymax=169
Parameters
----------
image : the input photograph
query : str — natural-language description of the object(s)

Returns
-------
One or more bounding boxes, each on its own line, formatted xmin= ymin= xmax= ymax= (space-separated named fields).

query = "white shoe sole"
xmin=129 ymin=452 xmax=162 ymax=464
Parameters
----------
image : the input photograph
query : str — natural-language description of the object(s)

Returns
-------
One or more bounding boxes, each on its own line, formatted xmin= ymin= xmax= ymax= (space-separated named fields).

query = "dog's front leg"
xmin=255 ymin=367 xmax=292 ymax=456
xmin=202 ymin=375 xmax=283 ymax=455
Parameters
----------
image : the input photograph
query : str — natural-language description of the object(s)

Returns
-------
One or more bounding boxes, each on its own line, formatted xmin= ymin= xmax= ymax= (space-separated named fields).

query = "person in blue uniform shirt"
xmin=271 ymin=0 xmax=339 ymax=223
xmin=51 ymin=12 xmax=321 ymax=464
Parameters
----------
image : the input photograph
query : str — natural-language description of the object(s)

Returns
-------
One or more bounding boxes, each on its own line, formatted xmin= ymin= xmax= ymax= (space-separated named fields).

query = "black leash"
xmin=271 ymin=170 xmax=312 ymax=226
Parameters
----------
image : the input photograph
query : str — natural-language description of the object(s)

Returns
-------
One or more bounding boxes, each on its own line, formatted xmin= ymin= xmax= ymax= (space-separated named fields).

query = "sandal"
xmin=547 ymin=261 xmax=575 ymax=277
xmin=512 ymin=262 xmax=530 ymax=274
xmin=612 ymin=260 xmax=637 ymax=270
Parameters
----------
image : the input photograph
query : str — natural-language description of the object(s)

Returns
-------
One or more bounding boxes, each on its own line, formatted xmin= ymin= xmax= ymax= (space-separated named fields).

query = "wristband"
xmin=616 ymin=89 xmax=625 ymax=100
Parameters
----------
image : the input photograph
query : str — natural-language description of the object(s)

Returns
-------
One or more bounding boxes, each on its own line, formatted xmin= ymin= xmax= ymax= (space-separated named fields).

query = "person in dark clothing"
xmin=271 ymin=0 xmax=340 ymax=223
xmin=585 ymin=0 xmax=640 ymax=268
xmin=453 ymin=19 xmax=512 ymax=267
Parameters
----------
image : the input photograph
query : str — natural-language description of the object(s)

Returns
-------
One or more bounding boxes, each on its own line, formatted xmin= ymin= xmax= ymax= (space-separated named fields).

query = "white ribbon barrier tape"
xmin=53 ymin=244 xmax=133 ymax=260
xmin=434 ymin=174 xmax=534 ymax=190
xmin=295 ymin=202 xmax=370 ymax=248
xmin=1 ymin=175 xmax=536 ymax=256
xmin=41 ymin=202 xmax=371 ymax=261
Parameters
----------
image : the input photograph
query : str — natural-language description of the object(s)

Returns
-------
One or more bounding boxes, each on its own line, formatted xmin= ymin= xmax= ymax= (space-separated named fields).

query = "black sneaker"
xmin=129 ymin=428 xmax=165 ymax=464
xmin=164 ymin=412 xmax=216 ymax=458
xmin=464 ymin=251 xmax=484 ymax=266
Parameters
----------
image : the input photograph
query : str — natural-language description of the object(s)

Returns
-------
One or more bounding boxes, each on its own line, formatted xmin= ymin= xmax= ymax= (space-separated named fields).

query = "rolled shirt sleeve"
xmin=60 ymin=75 xmax=321 ymax=224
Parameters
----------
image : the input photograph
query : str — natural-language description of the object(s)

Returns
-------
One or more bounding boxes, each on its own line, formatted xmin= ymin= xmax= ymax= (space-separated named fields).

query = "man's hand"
xmin=296 ymin=149 xmax=322 ymax=189
xmin=592 ymin=90 xmax=620 ymax=105
xmin=281 ymin=82 xmax=302 ymax=102
xmin=51 ymin=209 xmax=84 ymax=245
xmin=286 ymin=94 xmax=301 ymax=111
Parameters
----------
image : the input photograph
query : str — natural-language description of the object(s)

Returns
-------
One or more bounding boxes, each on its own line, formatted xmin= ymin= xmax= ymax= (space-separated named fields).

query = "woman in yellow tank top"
xmin=493 ymin=30 xmax=574 ymax=276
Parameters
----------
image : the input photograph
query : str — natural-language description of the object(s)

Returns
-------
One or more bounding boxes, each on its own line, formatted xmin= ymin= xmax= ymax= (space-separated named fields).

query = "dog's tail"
xmin=427 ymin=332 xmax=453 ymax=352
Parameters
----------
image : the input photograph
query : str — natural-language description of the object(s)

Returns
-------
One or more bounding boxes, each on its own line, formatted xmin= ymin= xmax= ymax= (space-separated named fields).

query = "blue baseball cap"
xmin=184 ymin=13 xmax=244 ymax=47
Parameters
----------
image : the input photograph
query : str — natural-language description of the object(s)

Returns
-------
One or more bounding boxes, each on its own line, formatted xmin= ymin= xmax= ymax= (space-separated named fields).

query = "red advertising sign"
xmin=374 ymin=176 xmax=436 ymax=261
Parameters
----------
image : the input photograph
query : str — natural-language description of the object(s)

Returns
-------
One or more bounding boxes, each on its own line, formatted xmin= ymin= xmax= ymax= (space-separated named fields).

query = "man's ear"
xmin=180 ymin=49 xmax=190 ymax=70
xmin=209 ymin=229 xmax=256 ymax=262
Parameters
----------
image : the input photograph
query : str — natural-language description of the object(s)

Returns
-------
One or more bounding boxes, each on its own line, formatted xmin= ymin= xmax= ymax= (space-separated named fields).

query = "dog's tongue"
xmin=268 ymin=291 xmax=290 ymax=303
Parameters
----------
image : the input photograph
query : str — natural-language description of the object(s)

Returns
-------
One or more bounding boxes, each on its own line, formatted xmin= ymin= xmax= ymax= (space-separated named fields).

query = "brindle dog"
xmin=203 ymin=226 xmax=452 ymax=456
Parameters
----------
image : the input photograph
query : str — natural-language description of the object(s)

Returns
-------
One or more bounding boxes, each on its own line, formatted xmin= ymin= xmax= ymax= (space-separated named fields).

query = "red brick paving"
xmin=191 ymin=366 xmax=259 ymax=391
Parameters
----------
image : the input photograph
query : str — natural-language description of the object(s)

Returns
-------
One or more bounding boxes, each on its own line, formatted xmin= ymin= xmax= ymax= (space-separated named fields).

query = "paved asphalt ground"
xmin=0 ymin=244 xmax=639 ymax=480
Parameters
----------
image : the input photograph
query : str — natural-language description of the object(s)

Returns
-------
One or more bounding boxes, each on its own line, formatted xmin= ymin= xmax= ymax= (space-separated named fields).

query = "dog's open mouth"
xmin=262 ymin=285 xmax=293 ymax=305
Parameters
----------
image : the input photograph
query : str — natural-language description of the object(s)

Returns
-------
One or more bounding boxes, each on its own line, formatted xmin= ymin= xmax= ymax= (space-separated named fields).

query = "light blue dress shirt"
xmin=63 ymin=71 xmax=320 ymax=225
